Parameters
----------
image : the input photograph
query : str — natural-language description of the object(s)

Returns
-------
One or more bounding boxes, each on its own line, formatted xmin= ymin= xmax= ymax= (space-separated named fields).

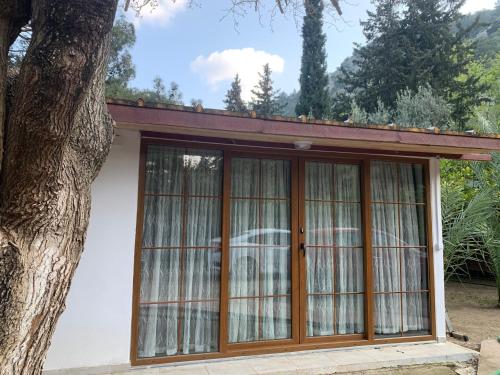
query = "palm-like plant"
xmin=442 ymin=184 xmax=498 ymax=282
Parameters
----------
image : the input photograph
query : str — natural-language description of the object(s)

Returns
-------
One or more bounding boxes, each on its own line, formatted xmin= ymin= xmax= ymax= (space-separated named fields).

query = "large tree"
xmin=251 ymin=63 xmax=284 ymax=116
xmin=106 ymin=15 xmax=137 ymax=98
xmin=0 ymin=1 xmax=341 ymax=374
xmin=295 ymin=0 xmax=329 ymax=118
xmin=0 ymin=0 xmax=117 ymax=373
xmin=341 ymin=0 xmax=485 ymax=128
xmin=224 ymin=74 xmax=247 ymax=112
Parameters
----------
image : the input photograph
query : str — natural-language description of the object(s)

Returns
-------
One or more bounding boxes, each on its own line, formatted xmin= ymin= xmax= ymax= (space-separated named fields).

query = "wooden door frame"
xmin=129 ymin=136 xmax=436 ymax=367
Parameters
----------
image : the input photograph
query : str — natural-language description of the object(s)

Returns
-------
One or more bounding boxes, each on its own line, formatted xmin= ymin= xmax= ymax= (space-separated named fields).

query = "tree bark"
xmin=0 ymin=1 xmax=117 ymax=374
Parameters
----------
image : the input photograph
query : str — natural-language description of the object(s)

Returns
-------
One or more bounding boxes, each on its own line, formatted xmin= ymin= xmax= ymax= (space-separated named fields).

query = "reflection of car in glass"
xmin=209 ymin=228 xmax=291 ymax=291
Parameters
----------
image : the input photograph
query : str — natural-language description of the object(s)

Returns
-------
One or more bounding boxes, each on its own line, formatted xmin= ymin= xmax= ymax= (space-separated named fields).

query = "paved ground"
xmin=342 ymin=364 xmax=457 ymax=375
xmin=478 ymin=339 xmax=500 ymax=375
xmin=92 ymin=342 xmax=475 ymax=375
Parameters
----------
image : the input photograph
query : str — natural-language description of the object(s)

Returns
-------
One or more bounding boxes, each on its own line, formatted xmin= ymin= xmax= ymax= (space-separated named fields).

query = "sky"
xmin=125 ymin=0 xmax=497 ymax=109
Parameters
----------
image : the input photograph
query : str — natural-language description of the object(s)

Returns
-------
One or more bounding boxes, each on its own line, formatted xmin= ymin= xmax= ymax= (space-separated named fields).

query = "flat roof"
xmin=107 ymin=99 xmax=500 ymax=161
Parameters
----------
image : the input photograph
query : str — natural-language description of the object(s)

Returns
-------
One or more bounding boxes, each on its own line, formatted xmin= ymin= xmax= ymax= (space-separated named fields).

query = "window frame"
xmin=130 ymin=137 xmax=435 ymax=366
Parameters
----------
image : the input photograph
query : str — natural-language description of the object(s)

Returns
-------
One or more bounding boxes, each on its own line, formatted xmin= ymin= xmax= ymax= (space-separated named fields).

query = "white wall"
xmin=44 ymin=129 xmax=140 ymax=371
xmin=430 ymin=158 xmax=446 ymax=342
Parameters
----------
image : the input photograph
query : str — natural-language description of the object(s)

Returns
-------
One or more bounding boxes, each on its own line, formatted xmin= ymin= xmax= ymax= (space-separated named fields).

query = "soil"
xmin=445 ymin=281 xmax=500 ymax=352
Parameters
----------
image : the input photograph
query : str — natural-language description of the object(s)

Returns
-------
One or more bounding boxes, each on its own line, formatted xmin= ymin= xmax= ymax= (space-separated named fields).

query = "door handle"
xmin=300 ymin=243 xmax=306 ymax=257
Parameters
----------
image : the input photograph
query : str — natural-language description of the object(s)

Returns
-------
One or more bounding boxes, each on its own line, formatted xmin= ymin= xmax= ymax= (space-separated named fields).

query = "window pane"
xmin=261 ymin=200 xmax=290 ymax=246
xmin=182 ymin=302 xmax=219 ymax=354
xmin=138 ymin=304 xmax=178 ymax=358
xmin=140 ymin=249 xmax=180 ymax=303
xmin=335 ymin=294 xmax=364 ymax=334
xmin=261 ymin=248 xmax=291 ymax=295
xmin=228 ymin=299 xmax=259 ymax=343
xmin=229 ymin=247 xmax=259 ymax=298
xmin=400 ymin=204 xmax=426 ymax=246
xmin=231 ymin=158 xmax=260 ymax=197
xmin=307 ymin=295 xmax=334 ymax=337
xmin=186 ymin=150 xmax=222 ymax=196
xmin=374 ymin=293 xmax=401 ymax=337
xmin=334 ymin=164 xmax=360 ymax=202
xmin=371 ymin=203 xmax=399 ymax=247
xmin=402 ymin=248 xmax=428 ymax=291
xmin=399 ymin=164 xmax=424 ymax=203
xmin=402 ymin=292 xmax=430 ymax=336
xmin=144 ymin=146 xmax=184 ymax=195
xmin=306 ymin=247 xmax=334 ymax=293
xmin=305 ymin=202 xmax=333 ymax=246
xmin=261 ymin=160 xmax=290 ymax=198
xmin=230 ymin=199 xmax=259 ymax=244
xmin=335 ymin=203 xmax=362 ymax=246
xmin=371 ymin=161 xmax=398 ymax=202
xmin=373 ymin=248 xmax=400 ymax=293
xmin=335 ymin=248 xmax=364 ymax=293
xmin=142 ymin=196 xmax=182 ymax=248
xmin=305 ymin=162 xmax=333 ymax=200
xmin=183 ymin=249 xmax=220 ymax=300
xmin=261 ymin=297 xmax=291 ymax=340
xmin=186 ymin=198 xmax=221 ymax=247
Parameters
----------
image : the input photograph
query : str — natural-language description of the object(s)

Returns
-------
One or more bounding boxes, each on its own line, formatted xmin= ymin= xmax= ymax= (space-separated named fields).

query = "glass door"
xmin=227 ymin=155 xmax=298 ymax=344
xmin=300 ymin=160 xmax=365 ymax=340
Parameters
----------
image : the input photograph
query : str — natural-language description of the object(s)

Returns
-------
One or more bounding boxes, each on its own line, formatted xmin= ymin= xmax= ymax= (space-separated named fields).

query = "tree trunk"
xmin=0 ymin=1 xmax=117 ymax=374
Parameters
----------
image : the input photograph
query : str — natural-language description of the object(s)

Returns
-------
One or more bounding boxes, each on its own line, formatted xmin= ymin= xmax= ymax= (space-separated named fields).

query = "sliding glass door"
xmin=137 ymin=146 xmax=223 ymax=358
xmin=132 ymin=141 xmax=433 ymax=364
xmin=228 ymin=157 xmax=293 ymax=343
xmin=302 ymin=161 xmax=365 ymax=338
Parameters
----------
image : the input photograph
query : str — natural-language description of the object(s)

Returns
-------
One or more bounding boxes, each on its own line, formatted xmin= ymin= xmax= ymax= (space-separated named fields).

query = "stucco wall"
xmin=44 ymin=129 xmax=140 ymax=371
xmin=43 ymin=142 xmax=446 ymax=371
xmin=430 ymin=158 xmax=446 ymax=342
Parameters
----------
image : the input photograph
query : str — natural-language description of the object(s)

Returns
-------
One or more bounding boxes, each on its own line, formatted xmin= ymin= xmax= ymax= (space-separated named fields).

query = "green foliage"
xmin=368 ymin=99 xmax=391 ymax=124
xmin=224 ymin=74 xmax=247 ymax=112
xmin=295 ymin=0 xmax=330 ymax=119
xmin=340 ymin=0 xmax=485 ymax=128
xmin=395 ymin=85 xmax=453 ymax=128
xmin=350 ymin=100 xmax=368 ymax=124
xmin=250 ymin=64 xmax=285 ymax=117
xmin=341 ymin=0 xmax=406 ymax=113
xmin=106 ymin=16 xmax=136 ymax=98
xmin=441 ymin=183 xmax=499 ymax=281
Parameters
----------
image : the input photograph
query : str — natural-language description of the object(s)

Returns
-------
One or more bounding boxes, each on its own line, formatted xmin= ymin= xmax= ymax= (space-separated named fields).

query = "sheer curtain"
xmin=305 ymin=162 xmax=364 ymax=336
xmin=228 ymin=158 xmax=291 ymax=343
xmin=371 ymin=161 xmax=429 ymax=336
xmin=138 ymin=146 xmax=222 ymax=358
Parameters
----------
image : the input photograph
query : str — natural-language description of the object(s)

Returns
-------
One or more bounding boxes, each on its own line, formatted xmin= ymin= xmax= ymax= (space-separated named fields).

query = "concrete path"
xmin=478 ymin=340 xmax=500 ymax=375
xmin=44 ymin=342 xmax=477 ymax=375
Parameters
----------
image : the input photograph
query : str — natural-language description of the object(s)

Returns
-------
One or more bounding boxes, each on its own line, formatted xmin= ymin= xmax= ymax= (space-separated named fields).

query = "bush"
xmin=395 ymin=85 xmax=453 ymax=129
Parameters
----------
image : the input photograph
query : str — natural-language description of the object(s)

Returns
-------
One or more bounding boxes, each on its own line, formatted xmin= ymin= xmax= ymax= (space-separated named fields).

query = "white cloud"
xmin=461 ymin=0 xmax=496 ymax=14
xmin=190 ymin=48 xmax=285 ymax=102
xmin=128 ymin=0 xmax=188 ymax=27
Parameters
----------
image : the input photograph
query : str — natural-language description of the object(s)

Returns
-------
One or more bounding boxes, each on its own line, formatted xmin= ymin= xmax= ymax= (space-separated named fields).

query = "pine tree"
xmin=250 ymin=64 xmax=284 ymax=116
xmin=341 ymin=0 xmax=485 ymax=127
xmin=224 ymin=74 xmax=247 ymax=112
xmin=340 ymin=0 xmax=406 ymax=113
xmin=296 ymin=0 xmax=330 ymax=119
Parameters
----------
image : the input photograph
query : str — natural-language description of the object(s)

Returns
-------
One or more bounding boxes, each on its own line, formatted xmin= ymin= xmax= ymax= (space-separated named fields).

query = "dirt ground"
xmin=446 ymin=281 xmax=500 ymax=352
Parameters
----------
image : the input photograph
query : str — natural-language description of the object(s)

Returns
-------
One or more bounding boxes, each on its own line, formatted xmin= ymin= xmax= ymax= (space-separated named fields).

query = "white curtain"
xmin=228 ymin=158 xmax=291 ymax=343
xmin=137 ymin=146 xmax=222 ymax=358
xmin=305 ymin=162 xmax=364 ymax=336
xmin=371 ymin=161 xmax=429 ymax=336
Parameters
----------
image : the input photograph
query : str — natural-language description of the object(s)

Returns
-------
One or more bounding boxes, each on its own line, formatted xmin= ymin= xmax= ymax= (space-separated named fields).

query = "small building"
xmin=43 ymin=100 xmax=500 ymax=374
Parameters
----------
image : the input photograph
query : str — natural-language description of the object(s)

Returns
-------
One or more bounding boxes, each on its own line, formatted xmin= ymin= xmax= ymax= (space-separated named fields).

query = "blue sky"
xmin=125 ymin=0 xmax=496 ymax=109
